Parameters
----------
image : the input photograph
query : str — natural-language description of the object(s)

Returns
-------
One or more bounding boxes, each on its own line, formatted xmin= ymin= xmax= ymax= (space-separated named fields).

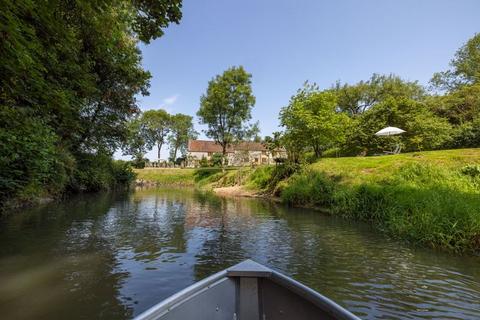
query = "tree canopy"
xmin=333 ymin=74 xmax=425 ymax=116
xmin=280 ymin=83 xmax=351 ymax=158
xmin=123 ymin=109 xmax=196 ymax=164
xmin=431 ymin=33 xmax=480 ymax=91
xmin=168 ymin=114 xmax=198 ymax=161
xmin=139 ymin=109 xmax=172 ymax=160
xmin=197 ymin=66 xmax=257 ymax=160
xmin=1 ymin=0 xmax=182 ymax=205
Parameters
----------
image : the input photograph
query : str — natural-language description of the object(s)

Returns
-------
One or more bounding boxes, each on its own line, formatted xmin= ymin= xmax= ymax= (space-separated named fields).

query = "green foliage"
xmin=136 ymin=168 xmax=196 ymax=186
xmin=130 ymin=0 xmax=183 ymax=43
xmin=141 ymin=109 xmax=172 ymax=159
xmin=333 ymin=73 xmax=425 ymax=116
xmin=449 ymin=117 xmax=480 ymax=148
xmin=211 ymin=153 xmax=224 ymax=167
xmin=246 ymin=166 xmax=275 ymax=189
xmin=461 ymin=164 xmax=480 ymax=178
xmin=246 ymin=163 xmax=300 ymax=193
xmin=431 ymin=33 xmax=480 ymax=91
xmin=344 ymin=98 xmax=452 ymax=155
xmin=124 ymin=117 xmax=148 ymax=159
xmin=131 ymin=156 xmax=147 ymax=169
xmin=281 ymin=162 xmax=480 ymax=253
xmin=168 ymin=113 xmax=197 ymax=160
xmin=124 ymin=110 xmax=196 ymax=163
xmin=69 ymin=153 xmax=136 ymax=192
xmin=199 ymin=156 xmax=209 ymax=168
xmin=193 ymin=168 xmax=223 ymax=182
xmin=111 ymin=161 xmax=136 ymax=185
xmin=280 ymin=83 xmax=351 ymax=158
xmin=281 ymin=170 xmax=336 ymax=207
xmin=426 ymin=84 xmax=480 ymax=125
xmin=0 ymin=106 xmax=69 ymax=204
xmin=0 ymin=0 xmax=182 ymax=207
xmin=197 ymin=66 xmax=256 ymax=159
xmin=263 ymin=131 xmax=283 ymax=155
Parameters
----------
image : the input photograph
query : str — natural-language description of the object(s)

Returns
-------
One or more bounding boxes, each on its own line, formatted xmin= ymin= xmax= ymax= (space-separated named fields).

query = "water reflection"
xmin=0 ymin=188 xmax=479 ymax=319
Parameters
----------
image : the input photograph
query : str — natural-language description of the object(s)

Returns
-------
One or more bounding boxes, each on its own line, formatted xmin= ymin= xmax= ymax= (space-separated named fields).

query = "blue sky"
xmin=117 ymin=0 xmax=479 ymax=160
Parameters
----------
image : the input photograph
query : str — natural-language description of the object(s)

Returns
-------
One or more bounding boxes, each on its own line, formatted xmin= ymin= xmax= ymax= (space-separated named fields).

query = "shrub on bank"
xmin=246 ymin=163 xmax=300 ymax=192
xmin=0 ymin=107 xmax=70 ymax=207
xmin=69 ymin=152 xmax=136 ymax=192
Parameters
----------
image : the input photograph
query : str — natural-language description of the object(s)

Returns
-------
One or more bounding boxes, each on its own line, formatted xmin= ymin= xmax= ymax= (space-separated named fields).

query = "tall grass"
xmin=281 ymin=163 xmax=480 ymax=253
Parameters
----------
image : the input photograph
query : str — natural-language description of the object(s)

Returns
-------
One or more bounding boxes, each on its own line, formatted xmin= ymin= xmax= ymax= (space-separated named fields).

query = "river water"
xmin=0 ymin=188 xmax=479 ymax=319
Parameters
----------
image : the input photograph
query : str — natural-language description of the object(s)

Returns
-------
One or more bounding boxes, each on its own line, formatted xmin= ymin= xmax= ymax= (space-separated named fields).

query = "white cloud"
xmin=163 ymin=94 xmax=179 ymax=106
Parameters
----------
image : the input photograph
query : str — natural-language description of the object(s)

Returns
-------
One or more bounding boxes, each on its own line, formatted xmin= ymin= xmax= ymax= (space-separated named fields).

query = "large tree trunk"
xmin=313 ymin=144 xmax=322 ymax=158
xmin=173 ymin=146 xmax=178 ymax=165
xmin=157 ymin=142 xmax=163 ymax=161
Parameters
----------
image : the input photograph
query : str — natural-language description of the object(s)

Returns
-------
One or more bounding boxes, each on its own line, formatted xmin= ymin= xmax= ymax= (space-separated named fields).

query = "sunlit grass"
xmin=134 ymin=168 xmax=197 ymax=186
xmin=282 ymin=148 xmax=480 ymax=253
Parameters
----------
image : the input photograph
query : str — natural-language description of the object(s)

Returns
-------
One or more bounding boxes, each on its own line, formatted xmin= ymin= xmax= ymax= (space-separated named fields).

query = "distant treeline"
xmin=0 ymin=0 xmax=183 ymax=209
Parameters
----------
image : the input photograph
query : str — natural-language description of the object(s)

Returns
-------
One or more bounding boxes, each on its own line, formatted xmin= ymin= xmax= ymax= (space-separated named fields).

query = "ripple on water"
xmin=0 ymin=189 xmax=479 ymax=320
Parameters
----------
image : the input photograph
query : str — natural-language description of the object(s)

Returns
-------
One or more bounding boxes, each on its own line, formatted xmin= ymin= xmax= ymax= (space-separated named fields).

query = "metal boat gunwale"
xmin=269 ymin=270 xmax=359 ymax=320
xmin=134 ymin=260 xmax=361 ymax=320
xmin=134 ymin=269 xmax=229 ymax=320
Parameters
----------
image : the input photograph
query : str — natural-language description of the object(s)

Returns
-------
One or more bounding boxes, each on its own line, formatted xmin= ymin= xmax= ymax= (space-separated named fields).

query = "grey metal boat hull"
xmin=135 ymin=260 xmax=360 ymax=320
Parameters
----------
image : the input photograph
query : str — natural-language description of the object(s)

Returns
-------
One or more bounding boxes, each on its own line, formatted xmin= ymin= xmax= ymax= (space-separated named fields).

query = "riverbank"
xmin=134 ymin=148 xmax=480 ymax=253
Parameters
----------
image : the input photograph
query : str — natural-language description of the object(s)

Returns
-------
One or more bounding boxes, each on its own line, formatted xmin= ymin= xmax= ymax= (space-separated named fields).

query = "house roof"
xmin=188 ymin=140 xmax=268 ymax=153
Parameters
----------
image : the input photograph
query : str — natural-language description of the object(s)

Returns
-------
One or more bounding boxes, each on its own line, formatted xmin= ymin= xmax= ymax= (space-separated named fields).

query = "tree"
xmin=123 ymin=117 xmax=147 ymax=161
xmin=197 ymin=66 xmax=256 ymax=169
xmin=333 ymin=74 xmax=425 ymax=116
xmin=0 ymin=0 xmax=183 ymax=204
xmin=263 ymin=132 xmax=283 ymax=154
xmin=426 ymin=84 xmax=480 ymax=125
xmin=142 ymin=109 xmax=172 ymax=160
xmin=280 ymin=85 xmax=351 ymax=158
xmin=344 ymin=98 xmax=452 ymax=155
xmin=431 ymin=33 xmax=480 ymax=91
xmin=168 ymin=113 xmax=197 ymax=161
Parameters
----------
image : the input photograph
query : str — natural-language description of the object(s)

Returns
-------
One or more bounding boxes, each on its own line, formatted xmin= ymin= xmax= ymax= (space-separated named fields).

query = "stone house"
xmin=186 ymin=140 xmax=286 ymax=167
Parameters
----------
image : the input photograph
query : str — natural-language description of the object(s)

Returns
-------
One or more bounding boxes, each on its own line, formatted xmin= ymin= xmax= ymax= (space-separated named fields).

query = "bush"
xmin=461 ymin=164 xmax=480 ymax=178
xmin=0 ymin=107 xmax=69 ymax=205
xmin=246 ymin=166 xmax=274 ymax=189
xmin=199 ymin=156 xmax=209 ymax=167
xmin=246 ymin=163 xmax=300 ymax=192
xmin=211 ymin=153 xmax=224 ymax=167
xmin=281 ymin=170 xmax=336 ymax=206
xmin=112 ymin=160 xmax=136 ymax=185
xmin=450 ymin=118 xmax=480 ymax=148
xmin=131 ymin=156 xmax=146 ymax=169
xmin=69 ymin=152 xmax=135 ymax=192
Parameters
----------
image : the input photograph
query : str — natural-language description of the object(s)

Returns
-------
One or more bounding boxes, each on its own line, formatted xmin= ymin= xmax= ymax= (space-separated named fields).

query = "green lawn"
xmin=135 ymin=168 xmax=197 ymax=186
xmin=310 ymin=148 xmax=480 ymax=184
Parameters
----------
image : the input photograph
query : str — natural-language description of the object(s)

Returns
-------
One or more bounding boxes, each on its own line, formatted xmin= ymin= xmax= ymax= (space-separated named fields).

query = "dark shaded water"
xmin=0 ymin=188 xmax=479 ymax=320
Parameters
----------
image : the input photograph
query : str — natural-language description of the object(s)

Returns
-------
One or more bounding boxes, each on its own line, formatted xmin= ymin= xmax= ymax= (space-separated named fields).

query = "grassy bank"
xmin=134 ymin=167 xmax=254 ymax=188
xmin=281 ymin=149 xmax=480 ymax=253
xmin=134 ymin=149 xmax=480 ymax=253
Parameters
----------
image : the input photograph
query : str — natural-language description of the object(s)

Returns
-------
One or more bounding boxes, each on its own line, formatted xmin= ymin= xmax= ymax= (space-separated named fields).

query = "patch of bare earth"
xmin=213 ymin=186 xmax=257 ymax=197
